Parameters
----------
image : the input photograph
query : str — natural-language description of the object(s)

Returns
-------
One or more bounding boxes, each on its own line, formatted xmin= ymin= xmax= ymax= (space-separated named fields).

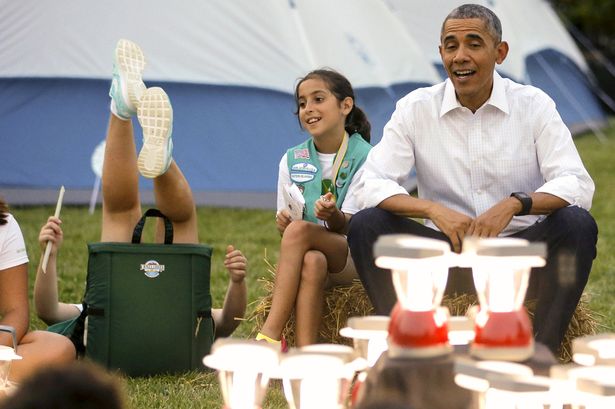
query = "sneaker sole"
xmin=115 ymin=39 xmax=146 ymax=108
xmin=137 ymin=87 xmax=173 ymax=178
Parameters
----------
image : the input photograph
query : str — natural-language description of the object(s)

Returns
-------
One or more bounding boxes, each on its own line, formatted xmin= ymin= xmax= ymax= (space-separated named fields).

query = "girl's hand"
xmin=275 ymin=209 xmax=292 ymax=234
xmin=314 ymin=192 xmax=338 ymax=222
xmin=38 ymin=216 xmax=63 ymax=255
xmin=224 ymin=245 xmax=247 ymax=283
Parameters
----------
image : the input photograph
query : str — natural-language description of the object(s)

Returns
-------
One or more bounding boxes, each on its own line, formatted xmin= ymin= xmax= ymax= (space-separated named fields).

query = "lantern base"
xmin=388 ymin=342 xmax=453 ymax=359
xmin=388 ymin=307 xmax=452 ymax=359
xmin=470 ymin=309 xmax=534 ymax=362
xmin=470 ymin=341 xmax=534 ymax=362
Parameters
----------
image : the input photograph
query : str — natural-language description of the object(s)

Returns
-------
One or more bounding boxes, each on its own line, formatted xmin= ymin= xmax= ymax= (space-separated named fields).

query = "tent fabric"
xmin=0 ymin=0 xmax=607 ymax=206
xmin=0 ymin=0 xmax=439 ymax=90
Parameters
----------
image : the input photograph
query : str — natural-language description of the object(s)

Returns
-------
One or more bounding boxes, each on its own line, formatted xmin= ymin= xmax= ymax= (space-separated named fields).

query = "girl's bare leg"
xmin=153 ymin=161 xmax=198 ymax=244
xmin=9 ymin=331 xmax=75 ymax=383
xmin=259 ymin=221 xmax=348 ymax=341
xmin=100 ymin=116 xmax=142 ymax=242
xmin=294 ymin=250 xmax=328 ymax=346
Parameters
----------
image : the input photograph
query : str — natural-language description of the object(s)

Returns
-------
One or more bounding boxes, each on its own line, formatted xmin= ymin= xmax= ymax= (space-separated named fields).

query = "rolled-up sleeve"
xmin=356 ymin=100 xmax=417 ymax=209
xmin=534 ymin=98 xmax=595 ymax=210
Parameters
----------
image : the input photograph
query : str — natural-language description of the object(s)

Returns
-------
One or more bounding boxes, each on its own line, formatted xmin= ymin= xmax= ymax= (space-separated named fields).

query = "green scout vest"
xmin=286 ymin=132 xmax=371 ymax=223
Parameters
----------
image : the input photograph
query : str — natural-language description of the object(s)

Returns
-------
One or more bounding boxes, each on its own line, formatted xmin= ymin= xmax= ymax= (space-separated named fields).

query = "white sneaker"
xmin=137 ymin=87 xmax=173 ymax=178
xmin=109 ymin=39 xmax=146 ymax=120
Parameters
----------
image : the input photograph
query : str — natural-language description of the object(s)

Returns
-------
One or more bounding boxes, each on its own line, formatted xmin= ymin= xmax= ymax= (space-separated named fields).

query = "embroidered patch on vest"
xmin=290 ymin=162 xmax=317 ymax=183
xmin=294 ymin=148 xmax=310 ymax=159
xmin=291 ymin=173 xmax=315 ymax=183
xmin=291 ymin=162 xmax=318 ymax=173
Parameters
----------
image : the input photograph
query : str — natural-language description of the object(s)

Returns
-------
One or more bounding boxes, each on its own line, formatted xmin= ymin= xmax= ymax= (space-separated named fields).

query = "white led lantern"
xmin=339 ymin=316 xmax=390 ymax=368
xmin=0 ymin=326 xmax=22 ymax=390
xmin=278 ymin=349 xmax=355 ymax=409
xmin=374 ymin=234 xmax=453 ymax=358
xmin=572 ymin=334 xmax=615 ymax=367
xmin=202 ymin=339 xmax=279 ymax=409
xmin=462 ymin=238 xmax=546 ymax=361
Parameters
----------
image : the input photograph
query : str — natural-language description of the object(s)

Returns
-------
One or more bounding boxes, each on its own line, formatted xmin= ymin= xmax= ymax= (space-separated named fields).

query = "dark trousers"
xmin=347 ymin=206 xmax=598 ymax=354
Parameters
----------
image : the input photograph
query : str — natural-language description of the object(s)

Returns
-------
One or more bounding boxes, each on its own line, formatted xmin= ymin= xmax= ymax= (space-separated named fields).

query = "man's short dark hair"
xmin=441 ymin=3 xmax=502 ymax=44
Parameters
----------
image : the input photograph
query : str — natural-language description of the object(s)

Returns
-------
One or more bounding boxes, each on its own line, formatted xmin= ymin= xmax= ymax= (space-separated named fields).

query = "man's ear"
xmin=496 ymin=41 xmax=509 ymax=65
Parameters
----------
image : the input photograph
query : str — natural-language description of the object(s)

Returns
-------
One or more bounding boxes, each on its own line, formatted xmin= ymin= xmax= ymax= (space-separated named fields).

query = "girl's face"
xmin=296 ymin=78 xmax=352 ymax=140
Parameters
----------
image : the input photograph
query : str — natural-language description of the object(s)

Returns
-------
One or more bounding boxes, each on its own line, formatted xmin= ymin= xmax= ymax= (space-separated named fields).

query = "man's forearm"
xmin=528 ymin=192 xmax=569 ymax=215
xmin=378 ymin=194 xmax=437 ymax=219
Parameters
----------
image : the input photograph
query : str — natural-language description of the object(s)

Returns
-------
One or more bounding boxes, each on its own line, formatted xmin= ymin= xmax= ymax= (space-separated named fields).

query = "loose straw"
xmin=41 ymin=185 xmax=65 ymax=274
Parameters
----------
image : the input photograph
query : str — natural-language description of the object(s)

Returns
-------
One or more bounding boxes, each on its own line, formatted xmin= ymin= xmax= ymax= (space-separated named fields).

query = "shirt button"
xmin=476 ymin=189 xmax=483 ymax=194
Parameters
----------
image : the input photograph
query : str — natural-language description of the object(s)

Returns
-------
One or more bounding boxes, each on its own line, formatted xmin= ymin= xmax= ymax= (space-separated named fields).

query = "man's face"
xmin=439 ymin=18 xmax=508 ymax=112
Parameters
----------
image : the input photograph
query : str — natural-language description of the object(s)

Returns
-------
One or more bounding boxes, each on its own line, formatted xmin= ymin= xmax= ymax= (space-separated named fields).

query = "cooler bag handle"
xmin=131 ymin=208 xmax=174 ymax=244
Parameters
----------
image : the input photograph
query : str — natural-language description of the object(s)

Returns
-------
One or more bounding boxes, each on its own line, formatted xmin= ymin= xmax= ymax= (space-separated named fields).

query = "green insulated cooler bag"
xmin=83 ymin=209 xmax=214 ymax=376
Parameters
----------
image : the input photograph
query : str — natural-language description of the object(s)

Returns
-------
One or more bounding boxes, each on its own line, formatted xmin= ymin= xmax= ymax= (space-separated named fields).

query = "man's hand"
xmin=467 ymin=197 xmax=519 ymax=238
xmin=428 ymin=203 xmax=472 ymax=253
xmin=38 ymin=216 xmax=63 ymax=255
xmin=224 ymin=245 xmax=247 ymax=283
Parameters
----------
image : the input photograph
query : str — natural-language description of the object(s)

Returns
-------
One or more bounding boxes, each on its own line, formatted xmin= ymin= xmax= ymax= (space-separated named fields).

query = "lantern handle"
xmin=0 ymin=325 xmax=18 ymax=353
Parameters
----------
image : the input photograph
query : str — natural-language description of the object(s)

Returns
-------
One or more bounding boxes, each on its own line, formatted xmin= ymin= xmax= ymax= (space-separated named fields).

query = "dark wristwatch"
xmin=510 ymin=192 xmax=532 ymax=216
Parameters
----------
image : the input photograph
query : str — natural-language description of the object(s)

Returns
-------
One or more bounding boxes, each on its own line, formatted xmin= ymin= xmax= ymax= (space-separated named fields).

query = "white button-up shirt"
xmin=355 ymin=72 xmax=595 ymax=235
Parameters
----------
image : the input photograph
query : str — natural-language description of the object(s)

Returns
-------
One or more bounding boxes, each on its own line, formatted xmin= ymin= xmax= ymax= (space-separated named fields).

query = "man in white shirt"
xmin=347 ymin=4 xmax=598 ymax=354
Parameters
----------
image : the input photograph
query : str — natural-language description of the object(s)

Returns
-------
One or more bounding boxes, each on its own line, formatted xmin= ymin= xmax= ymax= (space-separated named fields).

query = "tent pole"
xmin=562 ymin=22 xmax=615 ymax=113
xmin=533 ymin=53 xmax=607 ymax=143
xmin=88 ymin=175 xmax=100 ymax=215
xmin=289 ymin=1 xmax=316 ymax=68
xmin=558 ymin=13 xmax=615 ymax=79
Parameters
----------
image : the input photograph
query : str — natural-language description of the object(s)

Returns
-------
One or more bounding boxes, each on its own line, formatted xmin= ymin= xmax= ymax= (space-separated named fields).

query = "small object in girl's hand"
xmin=320 ymin=195 xmax=330 ymax=203
xmin=321 ymin=178 xmax=335 ymax=195
xmin=282 ymin=183 xmax=305 ymax=221
xmin=42 ymin=185 xmax=65 ymax=274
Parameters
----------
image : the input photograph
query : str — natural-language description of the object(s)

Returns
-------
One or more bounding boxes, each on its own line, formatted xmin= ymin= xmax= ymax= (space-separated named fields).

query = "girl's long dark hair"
xmin=294 ymin=68 xmax=371 ymax=143
xmin=0 ymin=198 xmax=8 ymax=225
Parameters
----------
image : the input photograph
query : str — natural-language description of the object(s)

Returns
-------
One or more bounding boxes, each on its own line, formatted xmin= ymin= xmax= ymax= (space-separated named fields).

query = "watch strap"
xmin=510 ymin=192 xmax=532 ymax=216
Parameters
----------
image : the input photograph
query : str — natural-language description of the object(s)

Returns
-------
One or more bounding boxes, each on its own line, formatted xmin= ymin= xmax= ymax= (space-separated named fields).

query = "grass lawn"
xmin=8 ymin=119 xmax=615 ymax=407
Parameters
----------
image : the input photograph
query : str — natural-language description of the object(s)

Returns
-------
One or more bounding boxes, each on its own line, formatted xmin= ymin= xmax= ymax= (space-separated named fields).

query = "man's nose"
xmin=453 ymin=45 xmax=469 ymax=63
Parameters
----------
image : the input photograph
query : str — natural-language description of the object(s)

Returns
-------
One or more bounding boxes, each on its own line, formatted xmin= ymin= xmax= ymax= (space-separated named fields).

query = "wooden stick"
xmin=41 ymin=186 xmax=65 ymax=274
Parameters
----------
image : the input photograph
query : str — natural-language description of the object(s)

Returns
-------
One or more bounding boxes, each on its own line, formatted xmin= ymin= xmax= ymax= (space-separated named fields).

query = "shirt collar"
xmin=487 ymin=71 xmax=509 ymax=115
xmin=440 ymin=71 xmax=510 ymax=117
